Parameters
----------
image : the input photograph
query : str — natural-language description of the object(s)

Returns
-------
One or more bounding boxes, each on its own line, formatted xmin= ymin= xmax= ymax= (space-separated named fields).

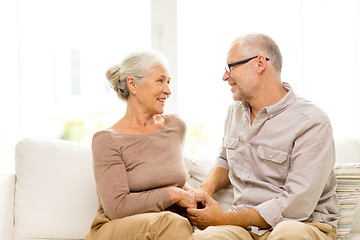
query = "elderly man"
xmin=187 ymin=33 xmax=339 ymax=240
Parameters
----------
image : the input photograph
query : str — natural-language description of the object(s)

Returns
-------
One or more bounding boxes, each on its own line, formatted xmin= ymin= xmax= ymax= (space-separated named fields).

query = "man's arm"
xmin=199 ymin=166 xmax=231 ymax=196
xmin=187 ymin=192 xmax=270 ymax=230
xmin=223 ymin=208 xmax=270 ymax=229
xmin=188 ymin=166 xmax=270 ymax=230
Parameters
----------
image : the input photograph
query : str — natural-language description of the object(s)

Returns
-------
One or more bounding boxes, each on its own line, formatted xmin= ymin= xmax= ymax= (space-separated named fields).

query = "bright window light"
xmin=17 ymin=0 xmax=151 ymax=141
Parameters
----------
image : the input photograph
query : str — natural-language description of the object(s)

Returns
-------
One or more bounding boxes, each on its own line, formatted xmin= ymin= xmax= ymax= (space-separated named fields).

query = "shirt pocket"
xmin=223 ymin=135 xmax=241 ymax=168
xmin=224 ymin=135 xmax=240 ymax=150
xmin=257 ymin=145 xmax=289 ymax=182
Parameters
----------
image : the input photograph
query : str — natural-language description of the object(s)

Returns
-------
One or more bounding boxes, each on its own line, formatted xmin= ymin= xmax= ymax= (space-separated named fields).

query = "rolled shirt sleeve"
xmin=215 ymin=150 xmax=230 ymax=171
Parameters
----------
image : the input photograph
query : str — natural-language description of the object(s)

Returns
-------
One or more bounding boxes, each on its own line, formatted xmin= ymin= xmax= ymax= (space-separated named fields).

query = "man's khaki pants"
xmin=85 ymin=211 xmax=193 ymax=240
xmin=193 ymin=220 xmax=336 ymax=240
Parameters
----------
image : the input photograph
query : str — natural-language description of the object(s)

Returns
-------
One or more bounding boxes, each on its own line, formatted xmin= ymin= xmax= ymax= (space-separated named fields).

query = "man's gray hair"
xmin=233 ymin=33 xmax=283 ymax=73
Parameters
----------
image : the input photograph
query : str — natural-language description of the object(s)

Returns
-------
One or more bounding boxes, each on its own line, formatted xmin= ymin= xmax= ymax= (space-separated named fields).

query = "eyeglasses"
xmin=225 ymin=55 xmax=270 ymax=74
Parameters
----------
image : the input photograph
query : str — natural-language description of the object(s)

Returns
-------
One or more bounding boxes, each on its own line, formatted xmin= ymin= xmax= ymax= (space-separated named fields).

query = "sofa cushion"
xmin=348 ymin=232 xmax=360 ymax=240
xmin=11 ymin=137 xmax=360 ymax=240
xmin=14 ymin=138 xmax=97 ymax=240
xmin=187 ymin=155 xmax=233 ymax=211
xmin=0 ymin=173 xmax=15 ymax=240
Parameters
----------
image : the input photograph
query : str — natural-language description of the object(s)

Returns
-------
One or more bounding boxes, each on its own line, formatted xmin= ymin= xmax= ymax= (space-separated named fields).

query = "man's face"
xmin=223 ymin=44 xmax=257 ymax=102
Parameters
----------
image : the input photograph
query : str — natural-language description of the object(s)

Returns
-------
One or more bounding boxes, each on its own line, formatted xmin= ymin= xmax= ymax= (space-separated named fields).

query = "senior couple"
xmin=85 ymin=33 xmax=339 ymax=240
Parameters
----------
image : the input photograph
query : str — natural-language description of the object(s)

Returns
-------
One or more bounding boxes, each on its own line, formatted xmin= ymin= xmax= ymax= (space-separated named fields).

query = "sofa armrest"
xmin=0 ymin=173 xmax=15 ymax=240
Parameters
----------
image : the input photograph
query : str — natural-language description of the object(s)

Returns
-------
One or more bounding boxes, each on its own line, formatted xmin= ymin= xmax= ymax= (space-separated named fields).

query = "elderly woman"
xmin=85 ymin=50 xmax=196 ymax=240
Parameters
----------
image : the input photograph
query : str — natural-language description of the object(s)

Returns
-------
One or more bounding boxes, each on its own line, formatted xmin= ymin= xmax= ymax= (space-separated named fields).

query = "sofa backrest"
xmin=0 ymin=173 xmax=15 ymax=240
xmin=186 ymin=154 xmax=233 ymax=211
xmin=13 ymin=137 xmax=360 ymax=239
xmin=14 ymin=138 xmax=97 ymax=240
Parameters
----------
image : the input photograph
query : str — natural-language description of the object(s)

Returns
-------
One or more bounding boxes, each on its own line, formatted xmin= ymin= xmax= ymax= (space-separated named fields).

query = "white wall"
xmin=302 ymin=0 xmax=360 ymax=140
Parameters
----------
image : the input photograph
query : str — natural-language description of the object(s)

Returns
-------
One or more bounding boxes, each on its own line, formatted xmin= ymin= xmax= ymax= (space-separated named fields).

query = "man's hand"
xmin=187 ymin=192 xmax=271 ymax=230
xmin=186 ymin=192 xmax=224 ymax=230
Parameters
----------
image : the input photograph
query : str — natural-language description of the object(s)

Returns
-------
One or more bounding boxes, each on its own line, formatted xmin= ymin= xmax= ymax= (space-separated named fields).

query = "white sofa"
xmin=0 ymin=138 xmax=360 ymax=240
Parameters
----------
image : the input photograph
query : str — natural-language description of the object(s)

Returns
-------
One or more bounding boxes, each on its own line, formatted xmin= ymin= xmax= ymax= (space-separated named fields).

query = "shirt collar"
xmin=241 ymin=82 xmax=296 ymax=119
xmin=265 ymin=82 xmax=296 ymax=119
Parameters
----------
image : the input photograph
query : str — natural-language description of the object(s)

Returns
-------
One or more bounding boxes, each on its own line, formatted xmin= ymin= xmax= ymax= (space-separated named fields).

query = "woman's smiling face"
xmin=135 ymin=65 xmax=171 ymax=115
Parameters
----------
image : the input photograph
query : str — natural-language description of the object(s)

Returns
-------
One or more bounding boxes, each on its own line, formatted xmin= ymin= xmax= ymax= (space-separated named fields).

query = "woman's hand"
xmin=182 ymin=182 xmax=206 ymax=204
xmin=166 ymin=186 xmax=197 ymax=209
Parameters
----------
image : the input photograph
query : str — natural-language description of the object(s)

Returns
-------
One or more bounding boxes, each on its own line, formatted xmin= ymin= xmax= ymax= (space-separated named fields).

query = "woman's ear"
xmin=127 ymin=76 xmax=137 ymax=95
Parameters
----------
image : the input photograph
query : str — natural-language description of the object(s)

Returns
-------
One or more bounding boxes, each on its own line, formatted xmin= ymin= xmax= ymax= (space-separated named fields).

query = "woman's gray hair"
xmin=106 ymin=50 xmax=169 ymax=101
xmin=233 ymin=33 xmax=283 ymax=73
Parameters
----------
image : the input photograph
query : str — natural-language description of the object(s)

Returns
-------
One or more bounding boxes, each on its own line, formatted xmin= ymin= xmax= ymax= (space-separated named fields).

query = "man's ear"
xmin=127 ymin=76 xmax=137 ymax=95
xmin=257 ymin=55 xmax=267 ymax=74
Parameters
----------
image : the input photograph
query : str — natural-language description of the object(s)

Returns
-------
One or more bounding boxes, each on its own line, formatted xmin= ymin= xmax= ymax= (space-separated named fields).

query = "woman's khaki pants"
xmin=85 ymin=211 xmax=193 ymax=240
xmin=193 ymin=220 xmax=336 ymax=240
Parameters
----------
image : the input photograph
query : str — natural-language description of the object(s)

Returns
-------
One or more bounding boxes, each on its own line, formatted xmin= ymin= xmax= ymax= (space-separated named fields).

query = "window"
xmin=2 ymin=0 xmax=360 ymax=173
xmin=17 ymin=0 xmax=151 ymax=141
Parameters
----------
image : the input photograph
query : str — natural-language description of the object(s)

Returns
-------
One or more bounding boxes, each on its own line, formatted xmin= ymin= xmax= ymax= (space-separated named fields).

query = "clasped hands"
xmin=173 ymin=185 xmax=225 ymax=230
